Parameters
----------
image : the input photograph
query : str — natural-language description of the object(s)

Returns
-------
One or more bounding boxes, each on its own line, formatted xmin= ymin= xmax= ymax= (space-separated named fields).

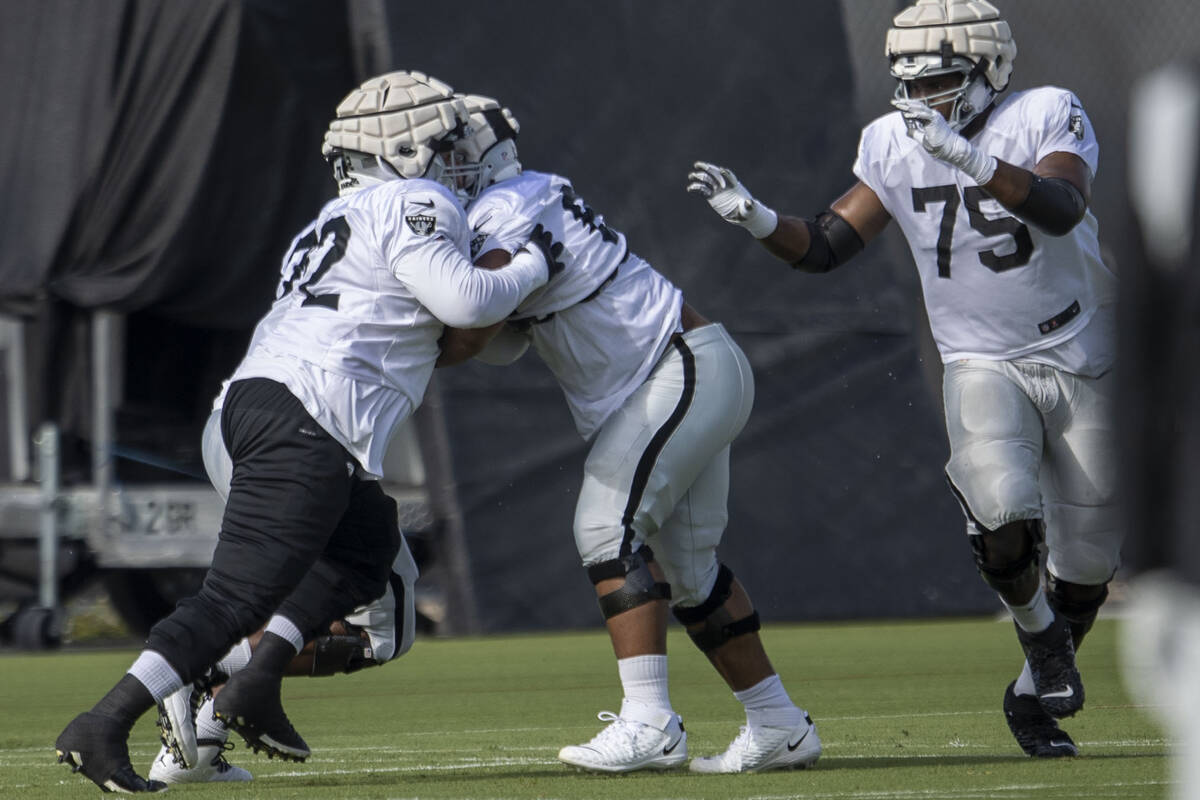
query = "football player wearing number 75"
xmin=690 ymin=0 xmax=1119 ymax=761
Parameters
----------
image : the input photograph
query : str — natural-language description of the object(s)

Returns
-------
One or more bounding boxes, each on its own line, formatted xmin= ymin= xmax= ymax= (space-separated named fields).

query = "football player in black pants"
xmin=54 ymin=70 xmax=551 ymax=793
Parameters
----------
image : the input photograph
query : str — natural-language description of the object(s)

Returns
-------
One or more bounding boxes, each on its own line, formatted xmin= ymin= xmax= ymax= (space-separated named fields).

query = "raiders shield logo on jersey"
xmin=406 ymin=214 xmax=436 ymax=236
xmin=1068 ymin=103 xmax=1085 ymax=140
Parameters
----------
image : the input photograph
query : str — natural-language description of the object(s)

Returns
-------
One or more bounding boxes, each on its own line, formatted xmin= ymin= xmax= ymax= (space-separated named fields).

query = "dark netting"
xmin=0 ymin=0 xmax=360 ymax=481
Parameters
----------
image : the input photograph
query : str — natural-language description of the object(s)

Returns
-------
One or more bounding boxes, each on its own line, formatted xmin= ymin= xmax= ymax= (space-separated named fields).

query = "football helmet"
xmin=454 ymin=93 xmax=522 ymax=200
xmin=886 ymin=0 xmax=1017 ymax=130
xmin=322 ymin=70 xmax=479 ymax=197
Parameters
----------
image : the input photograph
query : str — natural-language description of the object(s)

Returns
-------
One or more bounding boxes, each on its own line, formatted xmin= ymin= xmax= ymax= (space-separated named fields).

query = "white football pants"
xmin=573 ymin=323 xmax=754 ymax=606
xmin=943 ymin=359 xmax=1121 ymax=585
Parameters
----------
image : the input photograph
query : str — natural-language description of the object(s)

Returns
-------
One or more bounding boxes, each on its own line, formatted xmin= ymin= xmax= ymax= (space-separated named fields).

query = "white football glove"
xmin=687 ymin=161 xmax=778 ymax=239
xmin=892 ymin=99 xmax=997 ymax=185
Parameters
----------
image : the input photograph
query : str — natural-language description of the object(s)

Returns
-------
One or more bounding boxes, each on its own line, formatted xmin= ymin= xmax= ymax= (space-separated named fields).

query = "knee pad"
xmin=969 ymin=519 xmax=1042 ymax=595
xmin=1047 ymin=573 xmax=1109 ymax=646
xmin=586 ymin=546 xmax=671 ymax=619
xmin=671 ymin=564 xmax=761 ymax=652
xmin=309 ymin=632 xmax=373 ymax=676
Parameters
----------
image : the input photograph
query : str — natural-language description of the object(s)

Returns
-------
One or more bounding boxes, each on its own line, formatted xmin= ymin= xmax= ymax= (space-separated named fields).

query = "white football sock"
xmin=215 ymin=638 xmax=253 ymax=676
xmin=264 ymin=615 xmax=305 ymax=653
xmin=617 ymin=654 xmax=672 ymax=711
xmin=1005 ymin=589 xmax=1055 ymax=634
xmin=194 ymin=695 xmax=229 ymax=742
xmin=128 ymin=650 xmax=183 ymax=702
xmin=734 ymin=674 xmax=803 ymax=729
xmin=1014 ymin=661 xmax=1037 ymax=696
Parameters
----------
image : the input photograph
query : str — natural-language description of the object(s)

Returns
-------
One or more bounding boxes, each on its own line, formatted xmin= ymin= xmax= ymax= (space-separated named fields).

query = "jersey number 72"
xmin=279 ymin=216 xmax=352 ymax=309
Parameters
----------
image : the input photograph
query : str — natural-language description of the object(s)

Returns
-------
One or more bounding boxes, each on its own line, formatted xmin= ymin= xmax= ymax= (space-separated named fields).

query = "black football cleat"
xmin=1004 ymin=681 xmax=1079 ymax=758
xmin=212 ymin=669 xmax=310 ymax=761
xmin=1015 ymin=613 xmax=1085 ymax=718
xmin=56 ymin=711 xmax=168 ymax=792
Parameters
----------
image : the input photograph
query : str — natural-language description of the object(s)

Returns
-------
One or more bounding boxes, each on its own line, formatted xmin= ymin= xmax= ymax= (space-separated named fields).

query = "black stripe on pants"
xmin=617 ymin=337 xmax=696 ymax=557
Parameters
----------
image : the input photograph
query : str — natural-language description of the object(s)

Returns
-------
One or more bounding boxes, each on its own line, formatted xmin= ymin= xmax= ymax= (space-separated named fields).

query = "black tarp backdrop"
xmin=0 ymin=0 xmax=360 ymax=479
xmin=22 ymin=0 xmax=1168 ymax=630
xmin=383 ymin=1 xmax=991 ymax=630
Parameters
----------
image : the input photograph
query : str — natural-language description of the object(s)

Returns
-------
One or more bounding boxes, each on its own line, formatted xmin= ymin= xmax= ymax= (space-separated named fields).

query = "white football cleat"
xmin=149 ymin=739 xmax=252 ymax=784
xmin=155 ymin=683 xmax=199 ymax=769
xmin=558 ymin=703 xmax=687 ymax=773
xmin=690 ymin=712 xmax=822 ymax=773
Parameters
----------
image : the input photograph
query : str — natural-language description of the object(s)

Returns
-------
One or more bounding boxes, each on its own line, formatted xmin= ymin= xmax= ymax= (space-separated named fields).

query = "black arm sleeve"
xmin=1014 ymin=175 xmax=1087 ymax=236
xmin=793 ymin=210 xmax=865 ymax=273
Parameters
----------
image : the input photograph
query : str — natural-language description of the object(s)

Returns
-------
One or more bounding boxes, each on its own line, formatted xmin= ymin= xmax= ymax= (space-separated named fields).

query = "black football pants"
xmin=145 ymin=378 xmax=401 ymax=683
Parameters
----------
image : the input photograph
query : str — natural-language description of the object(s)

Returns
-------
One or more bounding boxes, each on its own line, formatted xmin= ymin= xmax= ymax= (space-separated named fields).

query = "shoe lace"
xmin=210 ymin=741 xmax=236 ymax=772
xmin=581 ymin=711 xmax=643 ymax=760
xmin=709 ymin=724 xmax=776 ymax=770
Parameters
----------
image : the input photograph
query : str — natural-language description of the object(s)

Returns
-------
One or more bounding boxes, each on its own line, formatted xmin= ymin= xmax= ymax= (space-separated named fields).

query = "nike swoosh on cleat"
xmin=1041 ymin=687 xmax=1075 ymax=699
xmin=787 ymin=728 xmax=810 ymax=751
xmin=662 ymin=736 xmax=682 ymax=756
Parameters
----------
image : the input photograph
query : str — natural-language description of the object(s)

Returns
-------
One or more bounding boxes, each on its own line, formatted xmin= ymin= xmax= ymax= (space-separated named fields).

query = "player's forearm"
xmin=982 ymin=160 xmax=1087 ymax=236
xmin=417 ymin=241 xmax=549 ymax=328
xmin=759 ymin=215 xmax=812 ymax=264
xmin=980 ymin=159 xmax=1033 ymax=208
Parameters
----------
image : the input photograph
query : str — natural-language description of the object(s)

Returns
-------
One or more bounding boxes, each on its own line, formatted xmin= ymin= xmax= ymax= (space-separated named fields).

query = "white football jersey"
xmin=854 ymin=87 xmax=1117 ymax=374
xmin=223 ymin=178 xmax=547 ymax=478
xmin=467 ymin=171 xmax=683 ymax=439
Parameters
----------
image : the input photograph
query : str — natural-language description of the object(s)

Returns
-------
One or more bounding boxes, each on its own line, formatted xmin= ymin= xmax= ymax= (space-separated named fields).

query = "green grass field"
xmin=1 ymin=617 xmax=1170 ymax=799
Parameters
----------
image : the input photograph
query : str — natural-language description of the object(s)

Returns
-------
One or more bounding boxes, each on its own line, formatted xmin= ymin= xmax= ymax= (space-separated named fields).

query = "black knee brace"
xmin=969 ymin=519 xmax=1042 ymax=596
xmin=587 ymin=546 xmax=671 ymax=619
xmin=671 ymin=564 xmax=762 ymax=653
xmin=310 ymin=632 xmax=374 ymax=677
xmin=1046 ymin=574 xmax=1109 ymax=647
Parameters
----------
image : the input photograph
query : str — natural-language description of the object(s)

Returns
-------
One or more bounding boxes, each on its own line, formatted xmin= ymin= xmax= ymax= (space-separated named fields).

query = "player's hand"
xmin=892 ymin=99 xmax=996 ymax=185
xmin=687 ymin=161 xmax=778 ymax=238
xmin=892 ymin=99 xmax=956 ymax=155
xmin=526 ymin=223 xmax=565 ymax=277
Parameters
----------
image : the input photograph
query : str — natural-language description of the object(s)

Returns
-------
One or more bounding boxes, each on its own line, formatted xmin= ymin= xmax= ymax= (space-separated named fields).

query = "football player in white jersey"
xmin=56 ymin=71 xmax=552 ymax=793
xmin=434 ymin=93 xmax=822 ymax=775
xmin=690 ymin=0 xmax=1119 ymax=760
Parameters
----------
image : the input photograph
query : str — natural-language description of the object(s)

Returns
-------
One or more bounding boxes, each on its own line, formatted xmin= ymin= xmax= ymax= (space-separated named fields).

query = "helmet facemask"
xmin=891 ymin=53 xmax=996 ymax=131
xmin=452 ymin=94 xmax=522 ymax=205
xmin=425 ymin=142 xmax=485 ymax=204
xmin=885 ymin=0 xmax=1017 ymax=131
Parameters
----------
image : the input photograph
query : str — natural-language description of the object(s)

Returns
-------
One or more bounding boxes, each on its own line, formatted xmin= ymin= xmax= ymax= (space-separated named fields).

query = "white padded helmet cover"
xmin=322 ymin=71 xmax=469 ymax=180
xmin=886 ymin=0 xmax=1016 ymax=92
